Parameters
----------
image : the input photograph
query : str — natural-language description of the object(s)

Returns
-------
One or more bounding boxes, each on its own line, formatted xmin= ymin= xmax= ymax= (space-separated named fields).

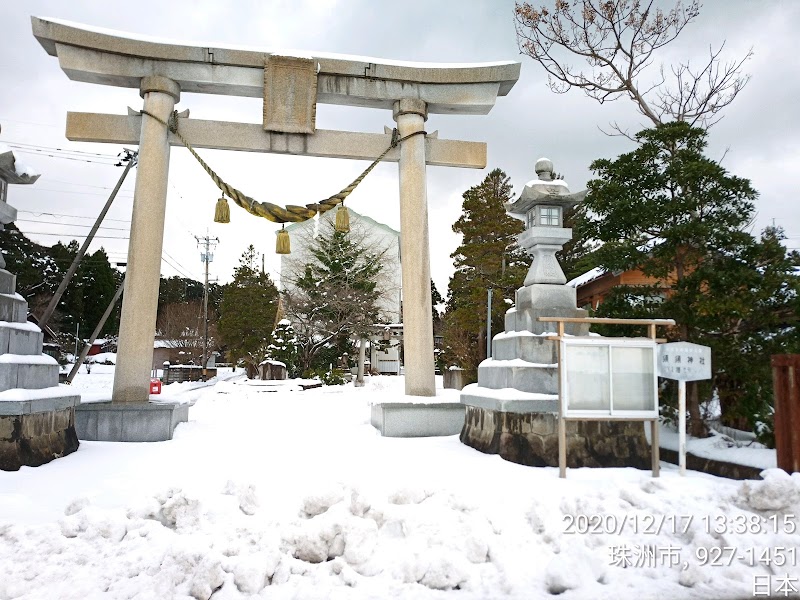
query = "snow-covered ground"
xmin=2 ymin=369 xmax=799 ymax=599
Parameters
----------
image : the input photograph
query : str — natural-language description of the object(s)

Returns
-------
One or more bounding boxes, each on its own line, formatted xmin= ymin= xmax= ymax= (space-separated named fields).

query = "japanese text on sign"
xmin=657 ymin=342 xmax=711 ymax=382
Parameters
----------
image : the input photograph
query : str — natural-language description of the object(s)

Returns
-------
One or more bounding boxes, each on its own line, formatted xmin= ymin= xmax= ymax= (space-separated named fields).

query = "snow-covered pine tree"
xmin=265 ymin=319 xmax=300 ymax=378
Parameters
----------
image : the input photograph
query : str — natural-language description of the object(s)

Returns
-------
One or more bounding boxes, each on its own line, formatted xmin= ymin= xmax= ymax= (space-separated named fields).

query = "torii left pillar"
xmin=113 ymin=76 xmax=179 ymax=403
xmin=394 ymin=99 xmax=435 ymax=396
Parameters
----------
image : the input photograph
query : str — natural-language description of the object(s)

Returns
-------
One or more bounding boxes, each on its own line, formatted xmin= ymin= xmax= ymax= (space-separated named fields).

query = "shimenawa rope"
xmin=139 ymin=109 xmax=425 ymax=225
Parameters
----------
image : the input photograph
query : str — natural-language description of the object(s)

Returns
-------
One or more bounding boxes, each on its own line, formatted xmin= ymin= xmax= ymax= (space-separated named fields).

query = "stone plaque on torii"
xmin=32 ymin=16 xmax=521 ymax=405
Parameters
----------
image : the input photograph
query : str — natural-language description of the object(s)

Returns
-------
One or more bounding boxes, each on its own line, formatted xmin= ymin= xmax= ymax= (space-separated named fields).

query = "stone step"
xmin=0 ymin=269 xmax=16 ymax=295
xmin=460 ymin=384 xmax=559 ymax=414
xmin=0 ymin=357 xmax=59 ymax=392
xmin=492 ymin=331 xmax=557 ymax=363
xmin=477 ymin=358 xmax=558 ymax=394
xmin=0 ymin=293 xmax=27 ymax=324
xmin=506 ymin=306 xmax=590 ymax=335
xmin=0 ymin=322 xmax=44 ymax=355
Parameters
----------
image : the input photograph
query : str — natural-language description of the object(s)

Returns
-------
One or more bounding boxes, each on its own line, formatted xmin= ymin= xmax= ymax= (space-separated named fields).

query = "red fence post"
xmin=771 ymin=355 xmax=800 ymax=474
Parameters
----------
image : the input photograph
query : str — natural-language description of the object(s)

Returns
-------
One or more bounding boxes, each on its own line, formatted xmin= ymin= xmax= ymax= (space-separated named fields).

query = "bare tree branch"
xmin=514 ymin=0 xmax=750 ymax=130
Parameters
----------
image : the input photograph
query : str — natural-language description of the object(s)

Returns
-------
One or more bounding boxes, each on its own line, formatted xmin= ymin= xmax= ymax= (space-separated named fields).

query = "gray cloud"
xmin=1 ymin=0 xmax=796 ymax=296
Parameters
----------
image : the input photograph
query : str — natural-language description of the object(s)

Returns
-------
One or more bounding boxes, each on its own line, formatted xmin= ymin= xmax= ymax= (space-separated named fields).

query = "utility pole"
xmin=39 ymin=149 xmax=137 ymax=329
xmin=195 ymin=234 xmax=218 ymax=381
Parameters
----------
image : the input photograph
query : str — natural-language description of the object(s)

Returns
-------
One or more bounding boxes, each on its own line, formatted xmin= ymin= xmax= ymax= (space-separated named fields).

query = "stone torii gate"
xmin=33 ymin=17 xmax=520 ymax=404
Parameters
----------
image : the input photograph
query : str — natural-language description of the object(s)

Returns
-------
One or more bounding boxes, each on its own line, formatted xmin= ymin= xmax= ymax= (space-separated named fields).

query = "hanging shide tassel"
xmin=335 ymin=204 xmax=350 ymax=233
xmin=276 ymin=226 xmax=291 ymax=254
xmin=214 ymin=196 xmax=230 ymax=223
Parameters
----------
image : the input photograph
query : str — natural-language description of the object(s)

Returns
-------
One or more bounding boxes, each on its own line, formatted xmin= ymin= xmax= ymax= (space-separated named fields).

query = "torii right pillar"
xmin=394 ymin=98 xmax=435 ymax=396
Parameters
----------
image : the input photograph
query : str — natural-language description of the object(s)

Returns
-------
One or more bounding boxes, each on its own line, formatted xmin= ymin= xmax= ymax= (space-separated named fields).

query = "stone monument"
xmin=459 ymin=158 xmax=650 ymax=468
xmin=0 ymin=140 xmax=81 ymax=471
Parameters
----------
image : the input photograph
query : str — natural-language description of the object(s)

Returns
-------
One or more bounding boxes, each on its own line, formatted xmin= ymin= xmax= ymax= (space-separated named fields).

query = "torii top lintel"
xmin=32 ymin=17 xmax=521 ymax=116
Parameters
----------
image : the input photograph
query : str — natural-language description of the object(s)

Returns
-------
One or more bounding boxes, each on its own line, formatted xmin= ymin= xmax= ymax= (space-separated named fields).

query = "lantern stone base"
xmin=75 ymin=400 xmax=188 ymax=442
xmin=460 ymin=405 xmax=651 ymax=468
xmin=0 ymin=393 xmax=81 ymax=471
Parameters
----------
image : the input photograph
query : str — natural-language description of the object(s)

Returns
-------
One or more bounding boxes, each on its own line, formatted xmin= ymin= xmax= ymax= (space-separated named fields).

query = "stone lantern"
xmin=504 ymin=158 xmax=586 ymax=285
xmin=0 ymin=137 xmax=80 ymax=471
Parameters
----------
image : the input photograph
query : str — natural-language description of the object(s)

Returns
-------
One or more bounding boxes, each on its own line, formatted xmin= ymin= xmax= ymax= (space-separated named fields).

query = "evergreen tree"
xmin=218 ymin=245 xmax=279 ymax=377
xmin=77 ymin=248 xmax=119 ymax=338
xmin=442 ymin=168 xmax=527 ymax=381
xmin=0 ymin=223 xmax=65 ymax=316
xmin=557 ymin=205 xmax=601 ymax=283
xmin=580 ymin=122 xmax=800 ymax=438
xmin=0 ymin=225 xmax=124 ymax=341
xmin=282 ymin=220 xmax=385 ymax=374
xmin=431 ymin=279 xmax=444 ymax=323
xmin=265 ymin=319 xmax=300 ymax=377
xmin=158 ymin=276 xmax=205 ymax=306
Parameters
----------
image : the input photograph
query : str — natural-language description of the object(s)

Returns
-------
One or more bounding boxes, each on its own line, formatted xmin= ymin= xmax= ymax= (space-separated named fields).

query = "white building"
xmin=279 ymin=208 xmax=403 ymax=374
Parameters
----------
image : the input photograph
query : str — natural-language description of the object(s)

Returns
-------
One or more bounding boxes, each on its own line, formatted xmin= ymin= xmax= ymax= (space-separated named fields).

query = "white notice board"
xmin=560 ymin=337 xmax=659 ymax=419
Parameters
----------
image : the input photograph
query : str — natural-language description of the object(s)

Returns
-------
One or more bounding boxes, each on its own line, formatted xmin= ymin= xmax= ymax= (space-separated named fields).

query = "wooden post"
xmin=651 ymin=419 xmax=660 ymax=477
xmin=557 ymin=337 xmax=566 ymax=478
xmin=678 ymin=379 xmax=686 ymax=475
xmin=558 ymin=417 xmax=567 ymax=479
xmin=771 ymin=355 xmax=800 ymax=474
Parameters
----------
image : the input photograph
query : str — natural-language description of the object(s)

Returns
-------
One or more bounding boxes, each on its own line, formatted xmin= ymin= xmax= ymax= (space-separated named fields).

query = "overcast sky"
xmin=1 ymin=0 xmax=797 ymax=298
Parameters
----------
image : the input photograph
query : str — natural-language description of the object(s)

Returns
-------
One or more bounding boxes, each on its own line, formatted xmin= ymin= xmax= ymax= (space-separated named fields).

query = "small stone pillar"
xmin=443 ymin=367 xmax=466 ymax=390
xmin=113 ymin=76 xmax=179 ymax=404
xmin=393 ymin=98 xmax=435 ymax=397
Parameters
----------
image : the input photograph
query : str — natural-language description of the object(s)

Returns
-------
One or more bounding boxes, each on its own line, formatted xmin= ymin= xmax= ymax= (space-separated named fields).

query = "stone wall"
xmin=460 ymin=405 xmax=651 ymax=469
xmin=0 ymin=407 xmax=79 ymax=471
xmin=658 ymin=447 xmax=764 ymax=480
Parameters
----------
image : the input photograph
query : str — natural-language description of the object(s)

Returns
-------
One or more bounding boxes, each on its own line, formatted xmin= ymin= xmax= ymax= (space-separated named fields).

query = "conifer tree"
xmin=218 ymin=245 xmax=279 ymax=377
xmin=442 ymin=168 xmax=528 ymax=380
xmin=281 ymin=220 xmax=386 ymax=374
xmin=581 ymin=122 xmax=800 ymax=438
xmin=78 ymin=248 xmax=120 ymax=337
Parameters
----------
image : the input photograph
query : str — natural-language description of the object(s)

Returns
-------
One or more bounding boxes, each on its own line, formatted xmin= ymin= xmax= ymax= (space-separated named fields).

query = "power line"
xmin=162 ymin=251 xmax=195 ymax=279
xmin=12 ymin=230 xmax=129 ymax=240
xmin=43 ymin=178 xmax=136 ymax=191
xmin=17 ymin=210 xmax=131 ymax=224
xmin=6 ymin=149 xmax=118 ymax=165
xmin=13 ymin=186 xmax=134 ymax=198
xmin=168 ymin=181 xmax=203 ymax=241
xmin=5 ymin=140 xmax=120 ymax=159
xmin=0 ymin=117 xmax=62 ymax=129
xmin=15 ymin=219 xmax=131 ymax=232
xmin=161 ymin=255 xmax=193 ymax=279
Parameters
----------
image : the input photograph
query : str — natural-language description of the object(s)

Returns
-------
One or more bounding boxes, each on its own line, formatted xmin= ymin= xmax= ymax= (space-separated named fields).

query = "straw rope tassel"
xmin=335 ymin=204 xmax=350 ymax=233
xmin=276 ymin=225 xmax=291 ymax=254
xmin=214 ymin=196 xmax=231 ymax=223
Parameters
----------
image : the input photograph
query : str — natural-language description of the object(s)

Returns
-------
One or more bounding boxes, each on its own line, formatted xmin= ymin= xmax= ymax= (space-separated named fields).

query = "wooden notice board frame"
xmin=539 ymin=316 xmax=676 ymax=478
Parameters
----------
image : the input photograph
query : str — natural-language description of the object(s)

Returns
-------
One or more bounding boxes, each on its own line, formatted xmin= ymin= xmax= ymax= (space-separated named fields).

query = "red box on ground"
xmin=150 ymin=378 xmax=162 ymax=395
